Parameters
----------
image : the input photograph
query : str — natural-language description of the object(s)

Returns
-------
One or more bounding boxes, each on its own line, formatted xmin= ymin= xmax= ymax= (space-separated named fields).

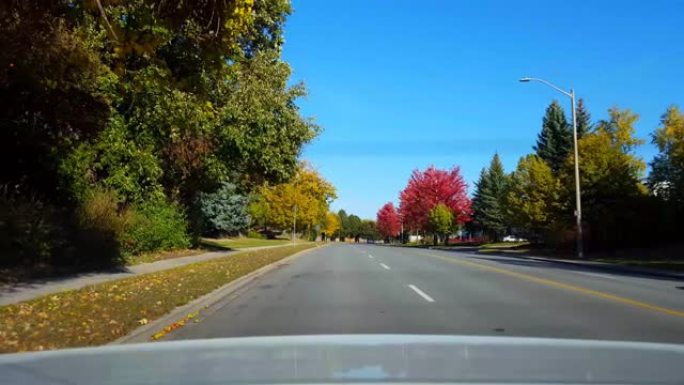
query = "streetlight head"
xmin=519 ymin=77 xmax=532 ymax=83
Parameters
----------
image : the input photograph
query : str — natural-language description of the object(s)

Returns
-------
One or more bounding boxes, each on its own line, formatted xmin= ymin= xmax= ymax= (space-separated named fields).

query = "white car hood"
xmin=1 ymin=335 xmax=684 ymax=384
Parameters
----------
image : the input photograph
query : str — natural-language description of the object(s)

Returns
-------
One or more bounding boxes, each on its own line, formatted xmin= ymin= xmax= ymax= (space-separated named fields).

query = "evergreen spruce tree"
xmin=534 ymin=100 xmax=572 ymax=173
xmin=471 ymin=168 xmax=488 ymax=234
xmin=471 ymin=154 xmax=509 ymax=241
xmin=575 ymin=98 xmax=592 ymax=139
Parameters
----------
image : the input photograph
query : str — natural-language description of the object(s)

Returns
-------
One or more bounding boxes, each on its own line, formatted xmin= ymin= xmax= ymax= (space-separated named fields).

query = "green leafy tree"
xmin=2 ymin=0 xmax=313 ymax=206
xmin=0 ymin=0 xmax=321 ymax=266
xmin=360 ymin=219 xmax=379 ymax=241
xmin=0 ymin=2 xmax=114 ymax=202
xmin=506 ymin=155 xmax=561 ymax=242
xmin=428 ymin=203 xmax=454 ymax=245
xmin=214 ymin=51 xmax=320 ymax=191
xmin=649 ymin=106 xmax=684 ymax=208
xmin=337 ymin=209 xmax=349 ymax=241
xmin=562 ymin=107 xmax=646 ymax=248
xmin=535 ymin=100 xmax=572 ymax=174
xmin=347 ymin=215 xmax=362 ymax=242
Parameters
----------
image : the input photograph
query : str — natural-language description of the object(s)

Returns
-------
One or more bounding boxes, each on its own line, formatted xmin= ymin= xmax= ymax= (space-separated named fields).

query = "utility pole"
xmin=519 ymin=76 xmax=584 ymax=258
xmin=570 ymin=89 xmax=583 ymax=258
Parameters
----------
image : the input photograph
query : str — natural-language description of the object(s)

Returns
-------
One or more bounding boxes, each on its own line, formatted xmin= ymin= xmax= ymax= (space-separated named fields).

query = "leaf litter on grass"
xmin=0 ymin=244 xmax=316 ymax=353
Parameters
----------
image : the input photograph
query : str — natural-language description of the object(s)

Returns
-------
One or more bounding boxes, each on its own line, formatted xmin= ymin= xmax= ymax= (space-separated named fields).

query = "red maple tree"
xmin=376 ymin=202 xmax=401 ymax=238
xmin=399 ymin=165 xmax=471 ymax=231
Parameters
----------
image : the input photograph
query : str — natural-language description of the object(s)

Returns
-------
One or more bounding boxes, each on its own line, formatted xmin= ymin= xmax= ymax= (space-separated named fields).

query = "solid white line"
xmin=408 ymin=284 xmax=435 ymax=302
xmin=368 ymin=254 xmax=374 ymax=259
xmin=379 ymin=263 xmax=391 ymax=270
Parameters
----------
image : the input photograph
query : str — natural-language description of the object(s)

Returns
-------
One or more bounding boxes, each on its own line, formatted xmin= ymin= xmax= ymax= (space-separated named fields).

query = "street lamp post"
xmin=519 ymin=77 xmax=584 ymax=259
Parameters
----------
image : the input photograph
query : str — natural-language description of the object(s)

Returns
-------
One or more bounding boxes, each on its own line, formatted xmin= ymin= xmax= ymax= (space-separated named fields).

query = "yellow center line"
xmin=415 ymin=250 xmax=684 ymax=319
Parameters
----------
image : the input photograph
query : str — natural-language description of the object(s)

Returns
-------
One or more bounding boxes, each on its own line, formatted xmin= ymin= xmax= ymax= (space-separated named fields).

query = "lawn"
xmin=480 ymin=241 xmax=530 ymax=249
xmin=0 ymin=243 xmax=317 ymax=353
xmin=125 ymin=248 xmax=205 ymax=265
xmin=201 ymin=237 xmax=305 ymax=249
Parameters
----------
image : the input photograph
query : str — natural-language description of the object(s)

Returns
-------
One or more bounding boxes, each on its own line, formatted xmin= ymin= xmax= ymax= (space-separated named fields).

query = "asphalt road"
xmin=169 ymin=244 xmax=684 ymax=343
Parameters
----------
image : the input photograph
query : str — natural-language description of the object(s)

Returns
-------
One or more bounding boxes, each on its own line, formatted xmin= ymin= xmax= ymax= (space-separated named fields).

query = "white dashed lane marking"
xmin=408 ymin=284 xmax=435 ymax=302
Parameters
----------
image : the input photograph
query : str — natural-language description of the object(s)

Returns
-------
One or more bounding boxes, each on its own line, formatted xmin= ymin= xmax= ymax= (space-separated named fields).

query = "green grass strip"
xmin=0 ymin=243 xmax=316 ymax=353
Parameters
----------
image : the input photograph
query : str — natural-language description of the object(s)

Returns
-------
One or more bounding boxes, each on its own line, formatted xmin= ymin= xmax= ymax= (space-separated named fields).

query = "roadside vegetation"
xmin=469 ymin=104 xmax=684 ymax=253
xmin=125 ymin=249 xmax=206 ymax=266
xmin=0 ymin=1 xmax=335 ymax=280
xmin=0 ymin=243 xmax=316 ymax=353
xmin=373 ymin=100 xmax=684 ymax=260
xmin=201 ymin=237 xmax=306 ymax=250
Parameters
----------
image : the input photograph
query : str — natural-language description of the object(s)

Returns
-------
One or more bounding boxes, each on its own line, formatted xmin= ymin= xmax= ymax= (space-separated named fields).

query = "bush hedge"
xmin=121 ymin=200 xmax=191 ymax=256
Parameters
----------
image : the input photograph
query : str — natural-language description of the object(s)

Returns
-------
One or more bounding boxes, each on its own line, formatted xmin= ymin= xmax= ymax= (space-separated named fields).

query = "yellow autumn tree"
xmin=323 ymin=211 xmax=341 ymax=239
xmin=560 ymin=107 xmax=646 ymax=247
xmin=506 ymin=155 xmax=561 ymax=242
xmin=251 ymin=164 xmax=336 ymax=236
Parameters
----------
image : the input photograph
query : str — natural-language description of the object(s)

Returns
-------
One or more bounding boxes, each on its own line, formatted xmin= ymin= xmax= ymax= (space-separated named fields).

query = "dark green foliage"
xmin=470 ymin=169 xmax=488 ymax=234
xmin=0 ymin=188 xmax=60 ymax=268
xmin=471 ymin=154 xmax=509 ymax=241
xmin=534 ymin=100 xmax=572 ymax=174
xmin=121 ymin=200 xmax=191 ymax=256
xmin=648 ymin=107 xmax=684 ymax=217
xmin=196 ymin=183 xmax=251 ymax=236
xmin=0 ymin=2 xmax=114 ymax=203
xmin=337 ymin=209 xmax=349 ymax=240
xmin=0 ymin=187 xmax=124 ymax=271
xmin=575 ymin=98 xmax=592 ymax=138
xmin=359 ymin=220 xmax=379 ymax=241
xmin=215 ymin=51 xmax=320 ymax=189
xmin=247 ymin=230 xmax=266 ymax=239
xmin=346 ymin=215 xmax=363 ymax=241
xmin=0 ymin=1 xmax=317 ymax=272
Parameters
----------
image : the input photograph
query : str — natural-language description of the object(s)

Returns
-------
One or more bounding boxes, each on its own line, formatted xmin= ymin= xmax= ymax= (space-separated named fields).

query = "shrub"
xmin=196 ymin=182 xmax=250 ymax=236
xmin=122 ymin=199 xmax=190 ymax=255
xmin=0 ymin=187 xmax=125 ymax=270
xmin=0 ymin=187 xmax=60 ymax=268
xmin=70 ymin=188 xmax=126 ymax=267
xmin=77 ymin=189 xmax=126 ymax=239
xmin=247 ymin=230 xmax=266 ymax=239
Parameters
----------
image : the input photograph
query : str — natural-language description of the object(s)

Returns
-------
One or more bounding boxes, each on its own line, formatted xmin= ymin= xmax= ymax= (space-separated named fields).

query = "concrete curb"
xmin=432 ymin=246 xmax=684 ymax=281
xmin=0 ymin=245 xmax=295 ymax=306
xmin=387 ymin=244 xmax=684 ymax=280
xmin=111 ymin=243 xmax=327 ymax=344
xmin=514 ymin=255 xmax=684 ymax=280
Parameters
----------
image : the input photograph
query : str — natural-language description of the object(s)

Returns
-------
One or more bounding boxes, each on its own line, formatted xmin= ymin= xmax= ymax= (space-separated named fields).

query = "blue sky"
xmin=282 ymin=0 xmax=684 ymax=219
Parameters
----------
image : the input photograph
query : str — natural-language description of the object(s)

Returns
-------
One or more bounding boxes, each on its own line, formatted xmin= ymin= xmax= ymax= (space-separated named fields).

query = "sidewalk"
xmin=0 ymin=246 xmax=281 ymax=306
